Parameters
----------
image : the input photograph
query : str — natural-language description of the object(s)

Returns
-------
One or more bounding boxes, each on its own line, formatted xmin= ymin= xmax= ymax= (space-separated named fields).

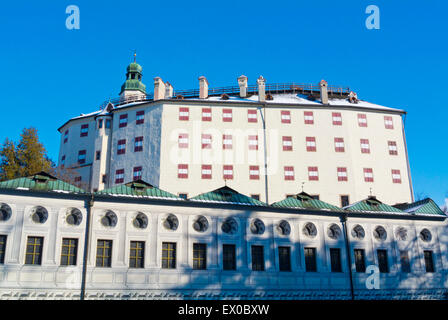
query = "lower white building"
xmin=0 ymin=172 xmax=446 ymax=300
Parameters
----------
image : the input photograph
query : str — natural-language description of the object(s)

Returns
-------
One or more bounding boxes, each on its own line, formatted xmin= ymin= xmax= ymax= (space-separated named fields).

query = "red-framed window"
xmin=136 ymin=111 xmax=145 ymax=125
xmin=77 ymin=150 xmax=86 ymax=165
xmin=133 ymin=166 xmax=142 ymax=181
xmin=201 ymin=164 xmax=212 ymax=179
xmin=223 ymin=165 xmax=233 ymax=180
xmin=282 ymin=136 xmax=293 ymax=151
xmin=115 ymin=169 xmax=124 ymax=184
xmin=304 ymin=111 xmax=314 ymax=124
xmin=334 ymin=137 xmax=345 ymax=152
xmin=284 ymin=166 xmax=295 ymax=181
xmin=178 ymin=164 xmax=188 ymax=179
xmin=281 ymin=110 xmax=291 ymax=124
xmin=308 ymin=166 xmax=319 ymax=181
xmin=202 ymin=108 xmax=212 ymax=121
xmin=391 ymin=169 xmax=402 ymax=183
xmin=178 ymin=133 xmax=189 ymax=148
xmin=80 ymin=124 xmax=89 ymax=137
xmin=134 ymin=136 xmax=143 ymax=152
xmin=384 ymin=116 xmax=393 ymax=129
xmin=249 ymin=165 xmax=260 ymax=180
xmin=358 ymin=113 xmax=367 ymax=127
xmin=248 ymin=135 xmax=258 ymax=150
xmin=223 ymin=134 xmax=232 ymax=149
xmin=75 ymin=176 xmax=82 ymax=182
xmin=64 ymin=130 xmax=68 ymax=143
xmin=61 ymin=155 xmax=65 ymax=167
xmin=117 ymin=139 xmax=126 ymax=155
xmin=332 ymin=112 xmax=342 ymax=126
xmin=119 ymin=114 xmax=128 ymax=128
xmin=363 ymin=168 xmax=374 ymax=182
xmin=222 ymin=109 xmax=232 ymax=122
xmin=337 ymin=167 xmax=348 ymax=182
xmin=202 ymin=134 xmax=212 ymax=149
xmin=179 ymin=107 xmax=189 ymax=121
xmin=388 ymin=141 xmax=398 ymax=155
xmin=306 ymin=137 xmax=316 ymax=152
xmin=247 ymin=109 xmax=257 ymax=123
xmin=360 ymin=139 xmax=370 ymax=154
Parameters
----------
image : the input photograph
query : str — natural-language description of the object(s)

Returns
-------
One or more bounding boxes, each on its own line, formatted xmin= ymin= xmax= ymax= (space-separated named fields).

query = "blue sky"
xmin=0 ymin=0 xmax=446 ymax=205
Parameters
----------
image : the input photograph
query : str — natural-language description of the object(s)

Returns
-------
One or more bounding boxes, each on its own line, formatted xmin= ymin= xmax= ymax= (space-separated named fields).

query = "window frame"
xmin=96 ymin=239 xmax=113 ymax=268
xmin=60 ymin=238 xmax=78 ymax=266
xmin=25 ymin=236 xmax=44 ymax=265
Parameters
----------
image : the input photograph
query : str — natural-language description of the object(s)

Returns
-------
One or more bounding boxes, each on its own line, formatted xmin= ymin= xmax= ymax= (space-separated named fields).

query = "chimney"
xmin=199 ymin=76 xmax=208 ymax=99
xmin=319 ymin=79 xmax=328 ymax=105
xmin=153 ymin=77 xmax=166 ymax=101
xmin=238 ymin=75 xmax=248 ymax=98
xmin=165 ymin=82 xmax=173 ymax=98
xmin=257 ymin=76 xmax=266 ymax=102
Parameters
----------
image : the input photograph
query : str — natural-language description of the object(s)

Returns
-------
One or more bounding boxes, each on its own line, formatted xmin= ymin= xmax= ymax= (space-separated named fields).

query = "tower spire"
xmin=133 ymin=50 xmax=137 ymax=63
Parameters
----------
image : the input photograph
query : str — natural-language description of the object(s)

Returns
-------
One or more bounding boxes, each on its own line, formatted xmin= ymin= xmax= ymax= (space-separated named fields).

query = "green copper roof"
xmin=345 ymin=196 xmax=404 ymax=213
xmin=95 ymin=180 xmax=180 ymax=200
xmin=127 ymin=62 xmax=143 ymax=73
xmin=271 ymin=192 xmax=342 ymax=211
xmin=120 ymin=61 xmax=146 ymax=95
xmin=190 ymin=186 xmax=267 ymax=206
xmin=393 ymin=198 xmax=446 ymax=216
xmin=0 ymin=172 xmax=85 ymax=194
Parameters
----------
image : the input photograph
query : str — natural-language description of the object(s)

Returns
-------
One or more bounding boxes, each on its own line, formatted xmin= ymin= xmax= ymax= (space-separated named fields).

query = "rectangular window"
xmin=334 ymin=137 xmax=345 ymax=152
xmin=133 ymin=166 xmax=142 ymax=181
xmin=102 ymin=174 xmax=107 ymax=183
xmin=249 ymin=165 xmax=260 ymax=180
xmin=193 ymin=243 xmax=207 ymax=270
xmin=304 ymin=247 xmax=317 ymax=272
xmin=364 ymin=168 xmax=374 ymax=182
xmin=201 ymin=164 xmax=212 ymax=179
xmin=340 ymin=195 xmax=350 ymax=207
xmin=95 ymin=150 xmax=101 ymax=160
xmin=282 ymin=136 xmax=293 ymax=151
xmin=400 ymin=250 xmax=411 ymax=273
xmin=392 ymin=169 xmax=402 ymax=183
xmin=98 ymin=119 xmax=103 ymax=129
xmin=60 ymin=238 xmax=78 ymax=266
xmin=178 ymin=133 xmax=189 ymax=148
xmin=310 ymin=195 xmax=320 ymax=200
xmin=105 ymin=119 xmax=111 ymax=129
xmin=74 ymin=176 xmax=82 ymax=183
xmin=134 ymin=136 xmax=143 ymax=152
xmin=223 ymin=134 xmax=232 ymax=149
xmin=251 ymin=245 xmax=265 ymax=271
xmin=354 ymin=249 xmax=366 ymax=272
xmin=306 ymin=137 xmax=316 ymax=152
xmin=179 ymin=107 xmax=189 ymax=121
xmin=223 ymin=165 xmax=233 ymax=180
xmin=308 ymin=166 xmax=319 ymax=181
xmin=337 ymin=167 xmax=348 ymax=182
xmin=330 ymin=248 xmax=342 ymax=272
xmin=304 ymin=111 xmax=314 ymax=124
xmin=222 ymin=108 xmax=232 ymax=122
xmin=119 ymin=114 xmax=128 ymax=128
xmin=377 ymin=249 xmax=389 ymax=273
xmin=388 ymin=141 xmax=398 ymax=155
xmin=360 ymin=139 xmax=370 ymax=154
xmin=61 ymin=155 xmax=66 ymax=167
xmin=201 ymin=134 xmax=212 ymax=149
xmin=136 ymin=111 xmax=144 ymax=124
xmin=223 ymin=244 xmax=236 ymax=271
xmin=358 ymin=113 xmax=367 ymax=127
xmin=80 ymin=124 xmax=89 ymax=137
xmin=278 ymin=246 xmax=291 ymax=272
xmin=424 ymin=250 xmax=435 ymax=273
xmin=251 ymin=194 xmax=260 ymax=201
xmin=248 ymin=135 xmax=258 ymax=150
xmin=178 ymin=193 xmax=188 ymax=199
xmin=25 ymin=236 xmax=44 ymax=265
xmin=178 ymin=164 xmax=188 ymax=179
xmin=247 ymin=109 xmax=257 ymax=123
xmin=281 ymin=110 xmax=291 ymax=124
xmin=129 ymin=241 xmax=145 ymax=268
xmin=0 ymin=235 xmax=7 ymax=264
xmin=284 ymin=166 xmax=295 ymax=181
xmin=162 ymin=242 xmax=176 ymax=269
xmin=202 ymin=108 xmax=212 ymax=121
xmin=96 ymin=240 xmax=112 ymax=267
xmin=77 ymin=150 xmax=86 ymax=165
xmin=332 ymin=112 xmax=342 ymax=125
xmin=64 ymin=130 xmax=68 ymax=143
xmin=384 ymin=116 xmax=393 ymax=129
xmin=115 ymin=169 xmax=124 ymax=184
xmin=117 ymin=139 xmax=126 ymax=155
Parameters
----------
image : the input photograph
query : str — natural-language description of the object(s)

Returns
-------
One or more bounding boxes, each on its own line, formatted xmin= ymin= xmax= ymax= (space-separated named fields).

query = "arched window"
xmin=101 ymin=211 xmax=117 ymax=227
xmin=133 ymin=212 xmax=148 ymax=229
xmin=351 ymin=225 xmax=365 ymax=240
xmin=0 ymin=203 xmax=12 ymax=222
xmin=373 ymin=226 xmax=387 ymax=241
xmin=277 ymin=220 xmax=291 ymax=236
xmin=420 ymin=229 xmax=432 ymax=242
xmin=250 ymin=218 xmax=265 ymax=235
xmin=303 ymin=222 xmax=317 ymax=238
xmin=31 ymin=206 xmax=48 ymax=224
xmin=163 ymin=214 xmax=179 ymax=231
xmin=66 ymin=208 xmax=82 ymax=226
xmin=193 ymin=216 xmax=209 ymax=232
xmin=221 ymin=218 xmax=238 ymax=234
xmin=327 ymin=224 xmax=342 ymax=239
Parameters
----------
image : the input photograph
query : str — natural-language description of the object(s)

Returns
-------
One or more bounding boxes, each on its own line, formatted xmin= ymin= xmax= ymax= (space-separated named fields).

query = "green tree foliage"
xmin=0 ymin=127 xmax=53 ymax=180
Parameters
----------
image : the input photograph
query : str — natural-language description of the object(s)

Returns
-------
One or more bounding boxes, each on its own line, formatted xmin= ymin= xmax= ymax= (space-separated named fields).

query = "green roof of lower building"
xmin=345 ymin=196 xmax=404 ymax=213
xmin=393 ymin=198 xmax=446 ymax=216
xmin=271 ymin=192 xmax=342 ymax=211
xmin=190 ymin=186 xmax=267 ymax=206
xmin=95 ymin=180 xmax=180 ymax=200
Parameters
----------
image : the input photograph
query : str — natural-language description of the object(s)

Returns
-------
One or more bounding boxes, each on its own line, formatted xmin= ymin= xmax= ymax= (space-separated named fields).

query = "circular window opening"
xmin=0 ymin=203 xmax=12 ymax=222
xmin=396 ymin=227 xmax=408 ymax=241
xmin=373 ymin=226 xmax=387 ymax=241
xmin=303 ymin=222 xmax=317 ymax=238
xmin=193 ymin=216 xmax=209 ymax=232
xmin=327 ymin=224 xmax=342 ymax=239
xmin=250 ymin=218 xmax=265 ymax=235
xmin=101 ymin=211 xmax=117 ymax=228
xmin=221 ymin=218 xmax=238 ymax=234
xmin=277 ymin=220 xmax=291 ymax=236
xmin=66 ymin=208 xmax=82 ymax=226
xmin=420 ymin=229 xmax=432 ymax=242
xmin=133 ymin=212 xmax=148 ymax=229
xmin=351 ymin=225 xmax=365 ymax=240
xmin=31 ymin=206 xmax=48 ymax=224
xmin=163 ymin=214 xmax=179 ymax=231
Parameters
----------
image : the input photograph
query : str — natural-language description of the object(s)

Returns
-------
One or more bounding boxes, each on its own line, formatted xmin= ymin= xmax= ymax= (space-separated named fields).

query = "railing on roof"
xmin=98 ymin=82 xmax=350 ymax=110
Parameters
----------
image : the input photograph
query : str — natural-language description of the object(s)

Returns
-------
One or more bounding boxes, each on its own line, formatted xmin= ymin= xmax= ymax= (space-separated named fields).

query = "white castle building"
xmin=0 ymin=59 xmax=446 ymax=300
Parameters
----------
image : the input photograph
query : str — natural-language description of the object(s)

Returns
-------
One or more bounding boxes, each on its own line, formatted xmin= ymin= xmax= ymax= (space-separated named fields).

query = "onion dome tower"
xmin=119 ymin=53 xmax=146 ymax=99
